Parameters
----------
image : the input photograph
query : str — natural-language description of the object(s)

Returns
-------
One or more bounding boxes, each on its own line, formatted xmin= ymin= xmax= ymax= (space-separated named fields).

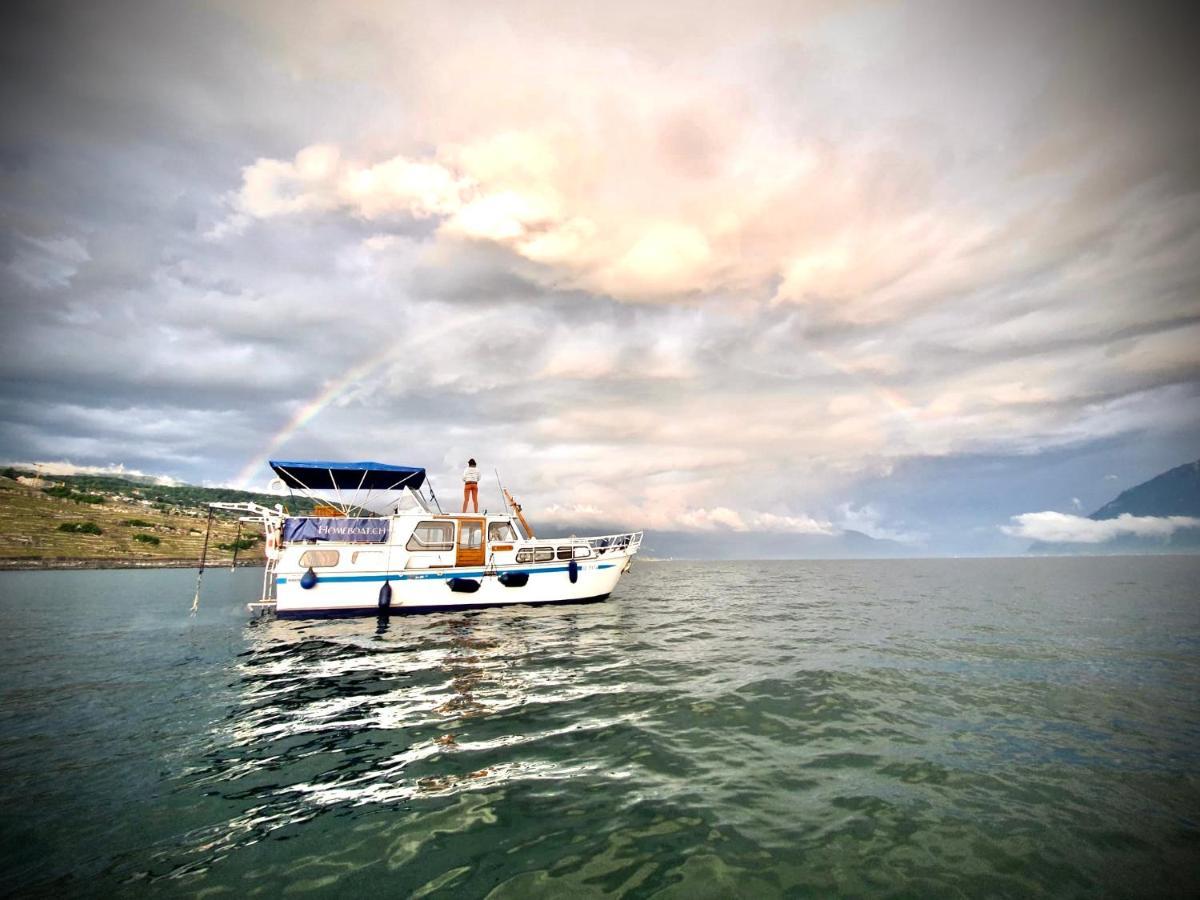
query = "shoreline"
xmin=2 ymin=553 xmax=1195 ymax=572
xmin=0 ymin=557 xmax=265 ymax=571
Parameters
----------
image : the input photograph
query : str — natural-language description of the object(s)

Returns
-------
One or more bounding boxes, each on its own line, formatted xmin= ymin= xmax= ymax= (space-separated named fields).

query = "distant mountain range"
xmin=541 ymin=519 xmax=910 ymax=560
xmin=637 ymin=528 xmax=911 ymax=560
xmin=1030 ymin=458 xmax=1200 ymax=555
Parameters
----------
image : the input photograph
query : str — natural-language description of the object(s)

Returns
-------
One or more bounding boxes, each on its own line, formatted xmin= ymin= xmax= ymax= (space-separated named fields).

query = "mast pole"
xmin=504 ymin=488 xmax=535 ymax=539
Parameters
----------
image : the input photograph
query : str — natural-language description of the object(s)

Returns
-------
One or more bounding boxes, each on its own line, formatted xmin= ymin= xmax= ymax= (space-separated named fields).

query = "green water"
xmin=1 ymin=557 xmax=1198 ymax=897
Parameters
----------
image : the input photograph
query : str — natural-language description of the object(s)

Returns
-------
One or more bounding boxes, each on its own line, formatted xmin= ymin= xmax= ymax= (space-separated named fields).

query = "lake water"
xmin=1 ymin=558 xmax=1198 ymax=897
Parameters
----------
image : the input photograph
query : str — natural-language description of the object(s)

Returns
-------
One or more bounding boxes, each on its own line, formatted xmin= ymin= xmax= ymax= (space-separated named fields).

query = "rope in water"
xmin=190 ymin=507 xmax=215 ymax=615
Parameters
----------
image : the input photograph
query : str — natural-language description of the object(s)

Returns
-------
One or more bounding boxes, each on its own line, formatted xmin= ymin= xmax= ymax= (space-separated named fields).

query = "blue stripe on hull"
xmin=277 ymin=563 xmax=615 ymax=585
xmin=274 ymin=593 xmax=612 ymax=619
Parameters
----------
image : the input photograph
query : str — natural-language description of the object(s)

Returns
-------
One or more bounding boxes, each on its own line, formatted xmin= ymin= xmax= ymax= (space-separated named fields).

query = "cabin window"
xmin=534 ymin=546 xmax=554 ymax=562
xmin=407 ymin=521 xmax=454 ymax=551
xmin=516 ymin=549 xmax=533 ymax=563
xmin=461 ymin=521 xmax=483 ymax=550
xmin=556 ymin=546 xmax=573 ymax=560
xmin=299 ymin=550 xmax=340 ymax=567
xmin=352 ymin=550 xmax=383 ymax=565
xmin=488 ymin=522 xmax=517 ymax=542
xmin=573 ymin=546 xmax=590 ymax=559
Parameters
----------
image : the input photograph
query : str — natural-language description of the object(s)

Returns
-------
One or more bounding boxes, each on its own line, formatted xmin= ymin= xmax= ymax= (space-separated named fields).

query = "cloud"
xmin=1001 ymin=511 xmax=1200 ymax=544
xmin=836 ymin=503 xmax=926 ymax=544
xmin=2 ymin=0 xmax=1199 ymax=555
xmin=5 ymin=459 xmax=181 ymax=485
xmin=664 ymin=507 xmax=836 ymax=534
xmin=7 ymin=234 xmax=90 ymax=290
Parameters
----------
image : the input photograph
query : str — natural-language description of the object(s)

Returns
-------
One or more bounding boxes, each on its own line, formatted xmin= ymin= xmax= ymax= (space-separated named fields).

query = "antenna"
xmin=495 ymin=468 xmax=511 ymax=516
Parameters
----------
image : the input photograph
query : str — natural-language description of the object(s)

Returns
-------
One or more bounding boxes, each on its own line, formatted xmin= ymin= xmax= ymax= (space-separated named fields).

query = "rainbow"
xmin=231 ymin=344 xmax=399 ymax=490
xmin=231 ymin=326 xmax=920 ymax=491
xmin=230 ymin=307 xmax=486 ymax=491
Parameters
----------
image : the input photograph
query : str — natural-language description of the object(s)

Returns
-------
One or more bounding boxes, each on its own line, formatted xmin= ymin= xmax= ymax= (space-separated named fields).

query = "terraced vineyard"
xmin=0 ymin=473 xmax=312 ymax=568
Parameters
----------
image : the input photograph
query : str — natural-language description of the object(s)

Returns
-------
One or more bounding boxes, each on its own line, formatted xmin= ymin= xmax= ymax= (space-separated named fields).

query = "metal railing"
xmin=208 ymin=501 xmax=286 ymax=603
xmin=584 ymin=530 xmax=643 ymax=555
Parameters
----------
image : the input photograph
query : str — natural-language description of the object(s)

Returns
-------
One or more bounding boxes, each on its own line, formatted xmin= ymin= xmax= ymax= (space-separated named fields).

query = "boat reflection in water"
xmin=158 ymin=603 xmax=632 ymax=880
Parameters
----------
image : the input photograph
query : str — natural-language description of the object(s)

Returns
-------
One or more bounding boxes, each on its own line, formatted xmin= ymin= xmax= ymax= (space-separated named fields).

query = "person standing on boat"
xmin=462 ymin=458 xmax=480 ymax=512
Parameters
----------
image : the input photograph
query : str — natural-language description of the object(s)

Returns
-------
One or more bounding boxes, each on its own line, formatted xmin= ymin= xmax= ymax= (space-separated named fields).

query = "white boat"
xmin=211 ymin=460 xmax=642 ymax=618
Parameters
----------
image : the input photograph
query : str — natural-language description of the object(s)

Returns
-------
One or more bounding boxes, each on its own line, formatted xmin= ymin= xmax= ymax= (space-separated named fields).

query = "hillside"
xmin=1030 ymin=458 xmax=1200 ymax=555
xmin=1092 ymin=459 xmax=1200 ymax=519
xmin=0 ymin=470 xmax=313 ymax=569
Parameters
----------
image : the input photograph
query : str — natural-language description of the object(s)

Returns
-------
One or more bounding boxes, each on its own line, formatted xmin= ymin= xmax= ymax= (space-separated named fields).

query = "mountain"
xmin=1092 ymin=459 xmax=1200 ymax=519
xmin=638 ymin=528 xmax=911 ymax=559
xmin=1030 ymin=458 xmax=1200 ymax=555
xmin=541 ymin=519 xmax=911 ymax=559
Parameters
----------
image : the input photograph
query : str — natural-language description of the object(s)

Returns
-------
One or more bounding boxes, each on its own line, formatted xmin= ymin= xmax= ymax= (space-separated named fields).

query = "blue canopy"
xmin=269 ymin=460 xmax=426 ymax=492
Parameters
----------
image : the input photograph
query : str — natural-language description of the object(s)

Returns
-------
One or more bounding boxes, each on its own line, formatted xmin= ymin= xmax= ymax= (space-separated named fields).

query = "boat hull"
xmin=275 ymin=593 xmax=611 ymax=618
xmin=273 ymin=557 xmax=630 ymax=617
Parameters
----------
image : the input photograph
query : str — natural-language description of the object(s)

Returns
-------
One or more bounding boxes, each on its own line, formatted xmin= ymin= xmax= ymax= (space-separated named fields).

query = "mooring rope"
xmin=190 ymin=506 xmax=215 ymax=615
xmin=229 ymin=520 xmax=242 ymax=572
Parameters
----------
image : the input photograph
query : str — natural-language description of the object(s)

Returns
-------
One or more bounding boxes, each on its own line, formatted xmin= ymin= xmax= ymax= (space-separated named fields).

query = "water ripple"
xmin=1 ymin=559 xmax=1199 ymax=896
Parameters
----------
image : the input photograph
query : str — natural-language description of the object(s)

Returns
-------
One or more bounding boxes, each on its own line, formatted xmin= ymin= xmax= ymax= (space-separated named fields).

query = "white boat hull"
xmin=273 ymin=556 xmax=632 ymax=617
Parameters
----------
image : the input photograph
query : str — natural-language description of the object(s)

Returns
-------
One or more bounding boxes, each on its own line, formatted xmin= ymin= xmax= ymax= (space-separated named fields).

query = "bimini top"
xmin=269 ymin=460 xmax=427 ymax=492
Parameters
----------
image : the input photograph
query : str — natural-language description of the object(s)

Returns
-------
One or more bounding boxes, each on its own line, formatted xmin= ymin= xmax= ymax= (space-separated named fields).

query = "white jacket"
xmin=462 ymin=466 xmax=480 ymax=483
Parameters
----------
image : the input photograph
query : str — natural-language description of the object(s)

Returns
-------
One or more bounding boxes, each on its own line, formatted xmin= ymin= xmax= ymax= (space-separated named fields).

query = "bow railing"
xmin=584 ymin=531 xmax=643 ymax=555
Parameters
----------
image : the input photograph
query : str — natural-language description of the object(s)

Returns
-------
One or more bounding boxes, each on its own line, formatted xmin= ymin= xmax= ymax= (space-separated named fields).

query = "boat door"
xmin=455 ymin=518 xmax=485 ymax=568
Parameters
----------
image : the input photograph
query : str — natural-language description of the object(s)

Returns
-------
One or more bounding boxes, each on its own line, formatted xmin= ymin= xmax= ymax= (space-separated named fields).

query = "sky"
xmin=1 ymin=0 xmax=1198 ymax=555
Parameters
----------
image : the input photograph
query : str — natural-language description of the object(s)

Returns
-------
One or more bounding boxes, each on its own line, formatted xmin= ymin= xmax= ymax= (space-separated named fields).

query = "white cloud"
xmin=6 ymin=460 xmax=181 ymax=485
xmin=1001 ymin=511 xmax=1200 ymax=543
xmin=663 ymin=507 xmax=836 ymax=534
xmin=836 ymin=503 xmax=926 ymax=544
xmin=746 ymin=511 xmax=838 ymax=535
xmin=674 ymin=506 xmax=747 ymax=531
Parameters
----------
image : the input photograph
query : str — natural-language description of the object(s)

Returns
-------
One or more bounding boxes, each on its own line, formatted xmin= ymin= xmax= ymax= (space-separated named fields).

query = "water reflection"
xmin=155 ymin=604 xmax=626 ymax=879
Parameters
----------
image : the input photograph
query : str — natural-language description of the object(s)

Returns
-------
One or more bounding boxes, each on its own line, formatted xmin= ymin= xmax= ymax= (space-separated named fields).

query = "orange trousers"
xmin=462 ymin=482 xmax=478 ymax=512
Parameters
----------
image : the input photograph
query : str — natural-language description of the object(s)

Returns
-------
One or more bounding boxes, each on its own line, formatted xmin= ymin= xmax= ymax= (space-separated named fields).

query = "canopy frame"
xmin=269 ymin=460 xmax=428 ymax=517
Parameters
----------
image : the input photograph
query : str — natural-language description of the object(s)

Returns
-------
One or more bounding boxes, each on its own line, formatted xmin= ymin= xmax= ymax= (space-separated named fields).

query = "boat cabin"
xmin=288 ymin=511 xmax=601 ymax=575
xmin=267 ymin=460 xmax=625 ymax=577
